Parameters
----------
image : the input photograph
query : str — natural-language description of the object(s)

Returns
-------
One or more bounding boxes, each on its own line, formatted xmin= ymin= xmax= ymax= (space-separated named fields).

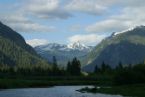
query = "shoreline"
xmin=0 ymin=78 xmax=101 ymax=89
xmin=78 ymin=84 xmax=145 ymax=97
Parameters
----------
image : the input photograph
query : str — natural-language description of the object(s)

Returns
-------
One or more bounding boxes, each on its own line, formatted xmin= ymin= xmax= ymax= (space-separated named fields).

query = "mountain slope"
xmin=0 ymin=21 xmax=49 ymax=68
xmin=83 ymin=26 xmax=145 ymax=72
xmin=35 ymin=42 xmax=93 ymax=66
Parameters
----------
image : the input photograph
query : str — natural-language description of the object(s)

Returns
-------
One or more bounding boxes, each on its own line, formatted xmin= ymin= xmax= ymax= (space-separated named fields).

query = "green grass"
xmin=0 ymin=75 xmax=114 ymax=89
xmin=0 ymin=76 xmax=99 ymax=89
xmin=78 ymin=84 xmax=145 ymax=97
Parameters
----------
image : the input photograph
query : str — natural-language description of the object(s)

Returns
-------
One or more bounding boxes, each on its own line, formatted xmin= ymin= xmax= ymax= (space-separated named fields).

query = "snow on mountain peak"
xmin=35 ymin=42 xmax=93 ymax=52
xmin=113 ymin=25 xmax=145 ymax=36
xmin=114 ymin=27 xmax=135 ymax=36
xmin=67 ymin=41 xmax=88 ymax=50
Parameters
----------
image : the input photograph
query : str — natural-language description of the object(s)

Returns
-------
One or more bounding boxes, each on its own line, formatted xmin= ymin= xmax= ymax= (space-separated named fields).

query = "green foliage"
xmin=66 ymin=61 xmax=71 ymax=75
xmin=0 ymin=36 xmax=48 ymax=67
xmin=94 ymin=62 xmax=112 ymax=75
xmin=114 ymin=64 xmax=145 ymax=85
xmin=115 ymin=62 xmax=123 ymax=71
xmin=79 ymin=84 xmax=145 ymax=97
xmin=94 ymin=65 xmax=100 ymax=74
xmin=66 ymin=57 xmax=81 ymax=76
xmin=0 ymin=21 xmax=50 ymax=69
xmin=93 ymin=62 xmax=145 ymax=85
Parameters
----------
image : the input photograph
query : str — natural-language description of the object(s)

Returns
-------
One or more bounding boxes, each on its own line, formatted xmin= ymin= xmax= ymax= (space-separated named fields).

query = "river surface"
xmin=0 ymin=86 xmax=123 ymax=97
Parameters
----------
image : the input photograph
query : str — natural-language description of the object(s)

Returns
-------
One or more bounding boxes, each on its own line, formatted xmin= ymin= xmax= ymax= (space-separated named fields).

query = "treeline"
xmin=0 ymin=56 xmax=81 ymax=77
xmin=1 ymin=56 xmax=145 ymax=86
xmin=93 ymin=62 xmax=145 ymax=85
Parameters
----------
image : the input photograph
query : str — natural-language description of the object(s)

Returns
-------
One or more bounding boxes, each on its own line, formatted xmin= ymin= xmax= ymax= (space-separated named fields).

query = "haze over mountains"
xmin=35 ymin=42 xmax=93 ymax=66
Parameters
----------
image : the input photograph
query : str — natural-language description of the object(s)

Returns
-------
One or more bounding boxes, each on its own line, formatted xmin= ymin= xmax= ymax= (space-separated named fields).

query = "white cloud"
xmin=86 ymin=1 xmax=145 ymax=33
xmin=0 ymin=14 xmax=30 ymax=24
xmin=28 ymin=0 xmax=58 ymax=12
xmin=65 ymin=0 xmax=117 ymax=15
xmin=0 ymin=14 xmax=56 ymax=32
xmin=119 ymin=0 xmax=145 ymax=7
xmin=68 ymin=34 xmax=106 ymax=45
xmin=26 ymin=39 xmax=49 ymax=47
xmin=0 ymin=0 xmax=118 ymax=33
xmin=1 ymin=0 xmax=145 ymax=34
xmin=9 ymin=22 xmax=56 ymax=33
xmin=86 ymin=19 xmax=129 ymax=33
xmin=25 ymin=0 xmax=72 ymax=19
xmin=0 ymin=0 xmax=70 ymax=33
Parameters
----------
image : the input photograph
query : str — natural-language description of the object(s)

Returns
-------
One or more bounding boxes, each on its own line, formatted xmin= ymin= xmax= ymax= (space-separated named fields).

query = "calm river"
xmin=0 ymin=86 xmax=123 ymax=97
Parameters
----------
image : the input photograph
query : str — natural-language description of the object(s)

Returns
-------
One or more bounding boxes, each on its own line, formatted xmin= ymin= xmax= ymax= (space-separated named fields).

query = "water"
xmin=0 ymin=86 xmax=123 ymax=97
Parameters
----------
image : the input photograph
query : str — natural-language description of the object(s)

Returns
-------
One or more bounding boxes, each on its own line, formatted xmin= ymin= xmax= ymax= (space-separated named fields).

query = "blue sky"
xmin=0 ymin=0 xmax=145 ymax=46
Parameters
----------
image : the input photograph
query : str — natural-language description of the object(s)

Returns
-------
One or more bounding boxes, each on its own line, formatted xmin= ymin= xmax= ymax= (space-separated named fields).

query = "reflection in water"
xmin=0 ymin=86 xmax=123 ymax=97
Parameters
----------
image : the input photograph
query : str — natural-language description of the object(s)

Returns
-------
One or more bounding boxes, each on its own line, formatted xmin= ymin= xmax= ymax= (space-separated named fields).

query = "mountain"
xmin=67 ymin=42 xmax=93 ymax=51
xmin=35 ymin=42 xmax=93 ymax=67
xmin=83 ymin=26 xmax=145 ymax=72
xmin=0 ymin=21 xmax=49 ymax=68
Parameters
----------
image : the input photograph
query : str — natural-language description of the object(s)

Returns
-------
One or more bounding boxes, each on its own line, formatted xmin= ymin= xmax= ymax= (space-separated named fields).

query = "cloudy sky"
xmin=1 ymin=0 xmax=145 ymax=46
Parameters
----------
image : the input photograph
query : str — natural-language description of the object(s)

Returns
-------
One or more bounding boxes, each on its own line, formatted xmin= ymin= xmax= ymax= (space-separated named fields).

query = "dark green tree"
xmin=52 ymin=56 xmax=59 ymax=76
xmin=66 ymin=61 xmax=71 ymax=75
xmin=94 ymin=64 xmax=100 ymax=74
xmin=116 ymin=61 xmax=123 ymax=70
xmin=101 ymin=61 xmax=106 ymax=72
xmin=67 ymin=57 xmax=81 ymax=76
xmin=100 ymin=61 xmax=112 ymax=74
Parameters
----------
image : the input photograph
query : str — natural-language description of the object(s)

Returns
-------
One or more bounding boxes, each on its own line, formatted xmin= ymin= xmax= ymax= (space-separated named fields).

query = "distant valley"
xmin=35 ymin=42 xmax=94 ymax=67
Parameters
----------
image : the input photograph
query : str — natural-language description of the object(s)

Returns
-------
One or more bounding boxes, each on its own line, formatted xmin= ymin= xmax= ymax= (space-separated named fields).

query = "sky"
xmin=1 ymin=0 xmax=145 ymax=46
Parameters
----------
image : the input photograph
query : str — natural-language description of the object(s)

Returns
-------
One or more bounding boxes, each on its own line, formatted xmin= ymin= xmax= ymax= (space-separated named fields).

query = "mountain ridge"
xmin=0 ymin=21 xmax=49 ymax=68
xmin=82 ymin=25 xmax=145 ymax=72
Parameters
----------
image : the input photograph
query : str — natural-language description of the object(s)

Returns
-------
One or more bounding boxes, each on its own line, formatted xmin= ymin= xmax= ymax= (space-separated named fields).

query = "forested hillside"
xmin=0 ymin=21 xmax=49 ymax=69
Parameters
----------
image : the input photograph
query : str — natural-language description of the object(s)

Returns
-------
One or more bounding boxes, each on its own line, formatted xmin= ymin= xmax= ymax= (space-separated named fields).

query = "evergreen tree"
xmin=119 ymin=61 xmax=123 ymax=69
xmin=52 ymin=56 xmax=56 ymax=65
xmin=100 ymin=61 xmax=112 ymax=74
xmin=67 ymin=57 xmax=81 ymax=76
xmin=101 ymin=61 xmax=106 ymax=73
xmin=128 ymin=64 xmax=132 ymax=69
xmin=66 ymin=61 xmax=71 ymax=75
xmin=52 ymin=56 xmax=59 ymax=75
xmin=116 ymin=61 xmax=123 ymax=71
xmin=94 ymin=64 xmax=100 ymax=74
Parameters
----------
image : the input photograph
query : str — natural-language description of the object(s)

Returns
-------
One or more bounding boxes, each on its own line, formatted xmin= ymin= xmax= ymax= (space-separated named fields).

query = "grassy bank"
xmin=78 ymin=84 xmax=145 ymax=97
xmin=0 ymin=76 xmax=101 ymax=89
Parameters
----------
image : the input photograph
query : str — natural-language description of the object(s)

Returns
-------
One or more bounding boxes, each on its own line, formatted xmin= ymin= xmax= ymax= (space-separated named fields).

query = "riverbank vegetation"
xmin=78 ymin=84 xmax=145 ymax=97
xmin=0 ymin=57 xmax=145 ymax=97
xmin=78 ymin=62 xmax=145 ymax=97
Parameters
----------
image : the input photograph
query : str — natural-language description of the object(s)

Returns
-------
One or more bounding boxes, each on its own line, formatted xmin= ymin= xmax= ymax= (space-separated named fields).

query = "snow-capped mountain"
xmin=108 ymin=26 xmax=145 ymax=39
xmin=35 ymin=41 xmax=93 ymax=52
xmin=83 ymin=25 xmax=145 ymax=72
xmin=36 ymin=43 xmax=67 ymax=51
xmin=35 ymin=42 xmax=94 ymax=66
xmin=113 ymin=25 xmax=145 ymax=36
xmin=67 ymin=41 xmax=92 ymax=51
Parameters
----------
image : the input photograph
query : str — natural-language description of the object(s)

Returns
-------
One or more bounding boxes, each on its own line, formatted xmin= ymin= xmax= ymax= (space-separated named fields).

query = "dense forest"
xmin=0 ymin=57 xmax=81 ymax=76
xmin=0 ymin=55 xmax=145 ymax=86
xmin=93 ymin=62 xmax=145 ymax=85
